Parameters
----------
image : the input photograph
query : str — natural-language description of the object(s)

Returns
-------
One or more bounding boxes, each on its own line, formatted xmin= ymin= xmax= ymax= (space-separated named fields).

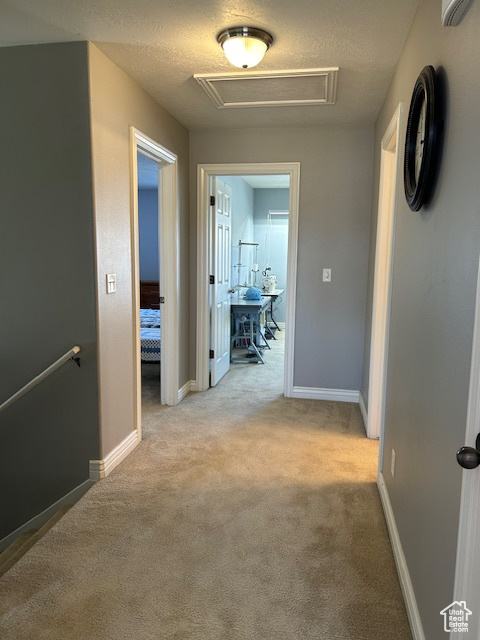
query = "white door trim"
xmin=196 ymin=162 xmax=300 ymax=395
xmin=368 ymin=104 xmax=402 ymax=447
xmin=451 ymin=255 xmax=480 ymax=640
xmin=130 ymin=128 xmax=179 ymax=435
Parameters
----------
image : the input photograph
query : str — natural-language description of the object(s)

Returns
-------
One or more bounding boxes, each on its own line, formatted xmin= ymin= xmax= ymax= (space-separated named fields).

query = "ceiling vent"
xmin=194 ymin=68 xmax=339 ymax=109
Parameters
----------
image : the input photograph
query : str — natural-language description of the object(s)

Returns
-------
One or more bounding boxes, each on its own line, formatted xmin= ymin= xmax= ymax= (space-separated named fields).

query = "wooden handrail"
xmin=0 ymin=346 xmax=81 ymax=415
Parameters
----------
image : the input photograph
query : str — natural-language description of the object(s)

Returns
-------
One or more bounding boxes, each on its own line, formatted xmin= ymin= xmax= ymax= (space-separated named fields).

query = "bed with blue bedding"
xmin=140 ymin=308 xmax=161 ymax=362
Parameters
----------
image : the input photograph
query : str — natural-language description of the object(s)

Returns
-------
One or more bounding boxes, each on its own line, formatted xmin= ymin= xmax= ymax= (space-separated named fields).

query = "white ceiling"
xmin=0 ymin=0 xmax=421 ymax=131
xmin=241 ymin=175 xmax=290 ymax=189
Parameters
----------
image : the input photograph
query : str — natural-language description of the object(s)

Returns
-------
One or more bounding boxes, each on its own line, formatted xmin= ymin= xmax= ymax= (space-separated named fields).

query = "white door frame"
xmin=451 ymin=255 xmax=480 ymax=640
xmin=196 ymin=162 xmax=300 ymax=394
xmin=368 ymin=104 xmax=402 ymax=451
xmin=130 ymin=127 xmax=179 ymax=435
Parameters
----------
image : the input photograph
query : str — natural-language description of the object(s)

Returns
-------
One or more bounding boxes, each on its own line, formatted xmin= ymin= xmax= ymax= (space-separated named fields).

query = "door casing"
xmin=368 ymin=104 xmax=402 ymax=452
xmin=130 ymin=127 xmax=179 ymax=437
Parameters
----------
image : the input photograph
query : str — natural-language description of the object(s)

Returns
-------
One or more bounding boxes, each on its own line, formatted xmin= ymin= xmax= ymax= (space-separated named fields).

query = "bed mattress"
xmin=140 ymin=309 xmax=161 ymax=362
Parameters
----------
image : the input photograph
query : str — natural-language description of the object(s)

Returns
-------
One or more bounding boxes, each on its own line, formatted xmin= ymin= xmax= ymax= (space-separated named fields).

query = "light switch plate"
xmin=106 ymin=273 xmax=117 ymax=294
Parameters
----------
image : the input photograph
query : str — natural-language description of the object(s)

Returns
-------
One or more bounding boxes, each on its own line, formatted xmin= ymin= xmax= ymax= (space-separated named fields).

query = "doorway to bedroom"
xmin=131 ymin=128 xmax=179 ymax=439
xmin=137 ymin=152 xmax=162 ymax=405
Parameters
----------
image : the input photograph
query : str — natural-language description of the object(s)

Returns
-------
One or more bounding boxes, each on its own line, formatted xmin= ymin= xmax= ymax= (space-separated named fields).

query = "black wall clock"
xmin=404 ymin=65 xmax=441 ymax=211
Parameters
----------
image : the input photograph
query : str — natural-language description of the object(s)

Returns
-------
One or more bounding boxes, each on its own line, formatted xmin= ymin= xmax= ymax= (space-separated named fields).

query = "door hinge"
xmin=210 ymin=195 xmax=215 ymax=206
xmin=210 ymin=275 xmax=214 ymax=285
xmin=209 ymin=349 xmax=214 ymax=359
xmin=159 ymin=296 xmax=165 ymax=304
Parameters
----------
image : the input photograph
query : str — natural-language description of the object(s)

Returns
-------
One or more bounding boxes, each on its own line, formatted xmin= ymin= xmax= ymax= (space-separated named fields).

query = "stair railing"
xmin=0 ymin=346 xmax=81 ymax=415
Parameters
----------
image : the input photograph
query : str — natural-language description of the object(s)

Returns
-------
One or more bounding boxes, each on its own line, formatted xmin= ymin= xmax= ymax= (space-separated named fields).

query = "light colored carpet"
xmin=0 ymin=333 xmax=411 ymax=639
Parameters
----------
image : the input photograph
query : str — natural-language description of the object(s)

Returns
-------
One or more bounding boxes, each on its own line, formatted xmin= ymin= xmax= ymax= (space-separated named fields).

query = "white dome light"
xmin=217 ymin=27 xmax=273 ymax=70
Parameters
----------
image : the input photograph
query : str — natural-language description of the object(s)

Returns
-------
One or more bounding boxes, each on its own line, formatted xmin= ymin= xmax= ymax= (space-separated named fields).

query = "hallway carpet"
xmin=0 ymin=334 xmax=411 ymax=640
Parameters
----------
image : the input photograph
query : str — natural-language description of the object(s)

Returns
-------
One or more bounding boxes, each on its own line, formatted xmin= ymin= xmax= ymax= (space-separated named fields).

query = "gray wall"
xmin=0 ymin=43 xmax=99 ymax=540
xmin=361 ymin=0 xmax=480 ymax=636
xmin=89 ymin=44 xmax=190 ymax=456
xmin=190 ymin=126 xmax=373 ymax=390
xmin=138 ymin=189 xmax=160 ymax=282
xmin=254 ymin=189 xmax=290 ymax=323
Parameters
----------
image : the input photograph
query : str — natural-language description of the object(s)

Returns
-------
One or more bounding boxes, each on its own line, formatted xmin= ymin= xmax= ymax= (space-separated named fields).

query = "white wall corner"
xmin=291 ymin=386 xmax=360 ymax=403
xmin=90 ymin=430 xmax=140 ymax=481
xmin=377 ymin=472 xmax=426 ymax=640
xmin=359 ymin=392 xmax=368 ymax=432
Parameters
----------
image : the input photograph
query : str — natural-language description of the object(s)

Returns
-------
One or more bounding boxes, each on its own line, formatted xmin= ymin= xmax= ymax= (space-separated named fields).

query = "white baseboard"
xmin=178 ymin=380 xmax=192 ymax=402
xmin=0 ymin=479 xmax=94 ymax=553
xmin=177 ymin=380 xmax=198 ymax=401
xmin=359 ymin=392 xmax=368 ymax=432
xmin=89 ymin=430 xmax=139 ymax=481
xmin=377 ymin=472 xmax=425 ymax=640
xmin=291 ymin=386 xmax=360 ymax=403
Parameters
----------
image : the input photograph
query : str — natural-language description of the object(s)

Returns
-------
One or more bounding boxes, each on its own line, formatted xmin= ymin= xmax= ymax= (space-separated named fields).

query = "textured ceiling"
xmin=0 ymin=0 xmax=421 ymax=131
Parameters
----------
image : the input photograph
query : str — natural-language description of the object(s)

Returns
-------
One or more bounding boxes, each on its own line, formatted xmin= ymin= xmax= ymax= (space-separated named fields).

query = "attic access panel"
xmin=194 ymin=68 xmax=339 ymax=109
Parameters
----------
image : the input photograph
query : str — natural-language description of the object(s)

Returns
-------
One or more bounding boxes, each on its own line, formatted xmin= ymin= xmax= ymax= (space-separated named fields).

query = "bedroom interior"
xmin=137 ymin=153 xmax=161 ymax=401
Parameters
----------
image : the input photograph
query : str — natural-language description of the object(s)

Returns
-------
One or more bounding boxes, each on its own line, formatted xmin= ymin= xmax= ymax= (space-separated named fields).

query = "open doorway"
xmin=130 ymin=128 xmax=180 ymax=439
xmin=137 ymin=152 xmax=162 ymax=404
xmin=218 ymin=175 xmax=289 ymax=378
xmin=196 ymin=163 xmax=300 ymax=396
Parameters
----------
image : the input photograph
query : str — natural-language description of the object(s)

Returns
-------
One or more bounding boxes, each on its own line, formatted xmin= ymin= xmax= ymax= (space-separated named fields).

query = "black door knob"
xmin=457 ymin=446 xmax=480 ymax=469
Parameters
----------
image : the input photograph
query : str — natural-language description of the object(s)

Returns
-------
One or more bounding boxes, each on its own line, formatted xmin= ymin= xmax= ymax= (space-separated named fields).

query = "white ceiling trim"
xmin=194 ymin=68 xmax=339 ymax=110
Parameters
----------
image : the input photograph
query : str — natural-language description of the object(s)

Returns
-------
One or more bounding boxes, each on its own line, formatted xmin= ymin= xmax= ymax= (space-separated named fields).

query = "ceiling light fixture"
xmin=217 ymin=26 xmax=273 ymax=69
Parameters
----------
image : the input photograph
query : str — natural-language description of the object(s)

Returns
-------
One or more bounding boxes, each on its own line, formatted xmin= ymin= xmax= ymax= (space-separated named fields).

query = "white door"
xmin=211 ymin=177 xmax=232 ymax=386
xmin=451 ymin=255 xmax=480 ymax=640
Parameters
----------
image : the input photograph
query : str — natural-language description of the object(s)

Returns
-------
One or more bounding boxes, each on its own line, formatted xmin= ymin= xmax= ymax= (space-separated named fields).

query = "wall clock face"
xmin=404 ymin=66 xmax=440 ymax=211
